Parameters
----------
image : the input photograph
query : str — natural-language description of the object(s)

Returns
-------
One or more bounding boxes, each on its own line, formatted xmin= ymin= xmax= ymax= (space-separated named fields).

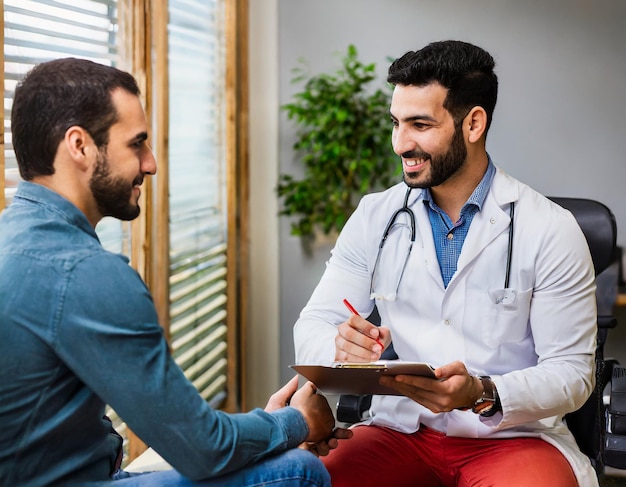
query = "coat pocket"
xmin=482 ymin=288 xmax=533 ymax=347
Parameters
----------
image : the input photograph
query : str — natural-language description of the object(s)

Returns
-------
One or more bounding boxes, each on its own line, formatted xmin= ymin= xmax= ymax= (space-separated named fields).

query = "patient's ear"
xmin=64 ymin=126 xmax=93 ymax=171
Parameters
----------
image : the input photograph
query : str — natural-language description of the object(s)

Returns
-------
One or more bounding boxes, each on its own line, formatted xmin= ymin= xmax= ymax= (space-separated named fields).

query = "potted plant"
xmin=277 ymin=45 xmax=399 ymax=243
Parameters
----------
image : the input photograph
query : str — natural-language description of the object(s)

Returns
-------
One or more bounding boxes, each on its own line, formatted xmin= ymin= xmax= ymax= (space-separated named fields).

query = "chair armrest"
xmin=599 ymin=315 xmax=618 ymax=329
xmin=336 ymin=394 xmax=372 ymax=424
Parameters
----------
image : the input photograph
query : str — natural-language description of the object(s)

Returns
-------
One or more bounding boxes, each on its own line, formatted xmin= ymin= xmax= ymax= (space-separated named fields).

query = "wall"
xmin=274 ymin=0 xmax=626 ymax=384
xmin=247 ymin=0 xmax=280 ymax=408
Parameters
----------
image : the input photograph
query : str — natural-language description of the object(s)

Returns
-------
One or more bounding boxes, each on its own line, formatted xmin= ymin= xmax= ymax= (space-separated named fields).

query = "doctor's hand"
xmin=379 ymin=360 xmax=483 ymax=413
xmin=334 ymin=314 xmax=391 ymax=362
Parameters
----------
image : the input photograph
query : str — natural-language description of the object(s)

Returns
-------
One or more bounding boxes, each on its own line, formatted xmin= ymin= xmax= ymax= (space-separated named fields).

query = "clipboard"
xmin=290 ymin=361 xmax=436 ymax=396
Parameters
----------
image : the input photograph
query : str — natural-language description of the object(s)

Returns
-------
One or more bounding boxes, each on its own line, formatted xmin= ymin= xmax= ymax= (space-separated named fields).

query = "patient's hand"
xmin=265 ymin=376 xmax=353 ymax=448
xmin=299 ymin=427 xmax=353 ymax=457
xmin=264 ymin=375 xmax=299 ymax=412
xmin=289 ymin=382 xmax=336 ymax=443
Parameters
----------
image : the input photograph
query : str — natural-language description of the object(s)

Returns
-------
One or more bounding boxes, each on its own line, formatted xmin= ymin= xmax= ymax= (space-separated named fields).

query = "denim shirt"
xmin=0 ymin=182 xmax=308 ymax=486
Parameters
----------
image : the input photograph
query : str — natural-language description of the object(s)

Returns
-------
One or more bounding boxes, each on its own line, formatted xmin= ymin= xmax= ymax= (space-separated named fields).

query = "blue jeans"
xmin=106 ymin=449 xmax=330 ymax=486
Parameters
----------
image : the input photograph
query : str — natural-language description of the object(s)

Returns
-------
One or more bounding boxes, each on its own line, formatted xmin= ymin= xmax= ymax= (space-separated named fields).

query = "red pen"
xmin=342 ymin=298 xmax=384 ymax=349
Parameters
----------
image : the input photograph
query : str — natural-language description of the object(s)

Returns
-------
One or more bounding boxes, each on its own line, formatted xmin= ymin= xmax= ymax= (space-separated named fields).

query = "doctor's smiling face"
xmin=390 ymin=82 xmax=468 ymax=189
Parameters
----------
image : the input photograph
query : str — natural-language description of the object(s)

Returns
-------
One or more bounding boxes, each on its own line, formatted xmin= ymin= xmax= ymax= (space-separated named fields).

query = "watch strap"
xmin=472 ymin=376 xmax=500 ymax=417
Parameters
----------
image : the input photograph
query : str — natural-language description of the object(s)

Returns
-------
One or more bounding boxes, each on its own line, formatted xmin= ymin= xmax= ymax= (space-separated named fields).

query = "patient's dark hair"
xmin=387 ymin=40 xmax=498 ymax=131
xmin=11 ymin=57 xmax=140 ymax=180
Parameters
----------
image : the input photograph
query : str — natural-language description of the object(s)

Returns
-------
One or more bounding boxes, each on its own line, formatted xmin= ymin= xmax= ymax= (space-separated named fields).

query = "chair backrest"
xmin=548 ymin=197 xmax=617 ymax=276
xmin=548 ymin=197 xmax=618 ymax=473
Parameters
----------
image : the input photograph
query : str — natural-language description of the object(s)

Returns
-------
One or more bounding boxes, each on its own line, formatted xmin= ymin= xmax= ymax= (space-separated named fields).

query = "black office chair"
xmin=336 ymin=197 xmax=623 ymax=476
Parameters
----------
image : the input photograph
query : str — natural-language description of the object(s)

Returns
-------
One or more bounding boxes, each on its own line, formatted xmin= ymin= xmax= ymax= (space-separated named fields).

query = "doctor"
xmin=293 ymin=40 xmax=598 ymax=487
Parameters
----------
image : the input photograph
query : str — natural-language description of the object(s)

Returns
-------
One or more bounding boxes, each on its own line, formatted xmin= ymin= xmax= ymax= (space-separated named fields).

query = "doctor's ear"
xmin=464 ymin=107 xmax=488 ymax=144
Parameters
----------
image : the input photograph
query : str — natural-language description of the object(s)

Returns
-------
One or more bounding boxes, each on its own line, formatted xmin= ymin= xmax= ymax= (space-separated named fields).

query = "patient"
xmin=0 ymin=57 xmax=350 ymax=486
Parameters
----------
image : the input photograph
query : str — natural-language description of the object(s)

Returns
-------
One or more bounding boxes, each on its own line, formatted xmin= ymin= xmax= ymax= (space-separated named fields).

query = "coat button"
xmin=444 ymin=319 xmax=451 ymax=326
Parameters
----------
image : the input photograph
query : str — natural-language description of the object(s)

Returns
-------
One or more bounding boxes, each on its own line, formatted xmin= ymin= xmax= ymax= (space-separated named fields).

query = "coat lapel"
xmin=455 ymin=168 xmax=520 ymax=279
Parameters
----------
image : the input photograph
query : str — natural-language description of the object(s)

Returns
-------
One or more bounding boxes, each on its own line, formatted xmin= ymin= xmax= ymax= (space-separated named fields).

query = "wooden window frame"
xmin=119 ymin=0 xmax=249 ymax=459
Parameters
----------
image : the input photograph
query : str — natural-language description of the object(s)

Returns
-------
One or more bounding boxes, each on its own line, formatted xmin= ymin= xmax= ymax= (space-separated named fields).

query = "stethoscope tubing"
xmin=379 ymin=188 xmax=416 ymax=249
xmin=379 ymin=186 xmax=514 ymax=289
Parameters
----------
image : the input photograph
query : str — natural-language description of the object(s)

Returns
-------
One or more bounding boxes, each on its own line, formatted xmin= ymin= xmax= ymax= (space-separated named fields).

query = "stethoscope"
xmin=370 ymin=186 xmax=515 ymax=300
xmin=379 ymin=186 xmax=417 ymax=249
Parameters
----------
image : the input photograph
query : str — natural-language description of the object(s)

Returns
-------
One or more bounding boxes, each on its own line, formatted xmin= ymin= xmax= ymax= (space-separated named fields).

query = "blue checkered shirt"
xmin=423 ymin=162 xmax=496 ymax=288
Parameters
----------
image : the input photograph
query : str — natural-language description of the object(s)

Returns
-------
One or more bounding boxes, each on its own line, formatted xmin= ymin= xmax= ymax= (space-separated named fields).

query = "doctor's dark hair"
xmin=11 ymin=57 xmax=140 ymax=180
xmin=387 ymin=40 xmax=498 ymax=131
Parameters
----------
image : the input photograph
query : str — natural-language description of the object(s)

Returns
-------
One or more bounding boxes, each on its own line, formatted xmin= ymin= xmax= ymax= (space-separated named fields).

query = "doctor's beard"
xmin=403 ymin=122 xmax=467 ymax=189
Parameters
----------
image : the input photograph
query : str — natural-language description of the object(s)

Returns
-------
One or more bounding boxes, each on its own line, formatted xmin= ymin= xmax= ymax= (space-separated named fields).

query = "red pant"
xmin=323 ymin=424 xmax=578 ymax=487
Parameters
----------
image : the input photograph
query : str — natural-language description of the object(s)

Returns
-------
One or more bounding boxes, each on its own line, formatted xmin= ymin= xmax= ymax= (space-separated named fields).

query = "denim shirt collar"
xmin=14 ymin=181 xmax=99 ymax=241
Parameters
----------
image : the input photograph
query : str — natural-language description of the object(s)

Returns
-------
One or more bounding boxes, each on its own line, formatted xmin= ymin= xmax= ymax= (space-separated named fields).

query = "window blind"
xmin=168 ymin=0 xmax=229 ymax=407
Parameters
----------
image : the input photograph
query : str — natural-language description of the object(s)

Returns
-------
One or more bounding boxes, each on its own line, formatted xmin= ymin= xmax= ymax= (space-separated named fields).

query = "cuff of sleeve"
xmin=271 ymin=406 xmax=309 ymax=449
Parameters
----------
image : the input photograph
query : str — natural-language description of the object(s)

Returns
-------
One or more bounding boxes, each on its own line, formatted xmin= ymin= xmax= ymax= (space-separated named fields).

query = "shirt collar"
xmin=14 ymin=181 xmax=99 ymax=239
xmin=422 ymin=158 xmax=496 ymax=213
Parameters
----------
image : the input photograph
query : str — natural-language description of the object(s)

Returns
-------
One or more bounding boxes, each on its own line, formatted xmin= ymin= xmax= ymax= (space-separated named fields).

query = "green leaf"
xmin=278 ymin=45 xmax=396 ymax=240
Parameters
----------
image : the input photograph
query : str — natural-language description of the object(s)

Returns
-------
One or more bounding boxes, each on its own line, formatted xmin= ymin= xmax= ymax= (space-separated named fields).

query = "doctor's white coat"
xmin=294 ymin=167 xmax=599 ymax=486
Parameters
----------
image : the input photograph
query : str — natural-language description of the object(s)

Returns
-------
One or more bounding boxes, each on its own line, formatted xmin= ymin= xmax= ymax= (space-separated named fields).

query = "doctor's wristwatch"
xmin=471 ymin=376 xmax=501 ymax=417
